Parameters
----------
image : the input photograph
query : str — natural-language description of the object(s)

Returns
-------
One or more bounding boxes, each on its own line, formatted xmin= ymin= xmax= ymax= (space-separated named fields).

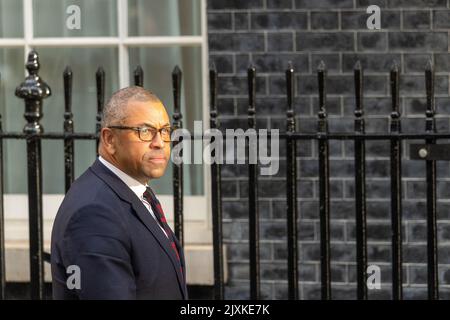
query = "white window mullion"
xmin=29 ymin=37 xmax=120 ymax=47
xmin=124 ymin=36 xmax=203 ymax=46
xmin=0 ymin=39 xmax=26 ymax=47
xmin=117 ymin=0 xmax=129 ymax=88
xmin=23 ymin=0 xmax=34 ymax=75
xmin=19 ymin=37 xmax=203 ymax=47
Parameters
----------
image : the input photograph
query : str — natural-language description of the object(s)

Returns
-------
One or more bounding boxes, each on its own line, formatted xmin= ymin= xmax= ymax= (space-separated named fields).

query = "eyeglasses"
xmin=107 ymin=125 xmax=172 ymax=142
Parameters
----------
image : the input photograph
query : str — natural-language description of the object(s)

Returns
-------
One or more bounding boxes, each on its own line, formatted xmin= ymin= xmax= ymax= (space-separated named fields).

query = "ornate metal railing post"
xmin=209 ymin=63 xmax=225 ymax=300
xmin=389 ymin=62 xmax=403 ymax=300
xmin=95 ymin=67 xmax=105 ymax=155
xmin=354 ymin=61 xmax=368 ymax=300
xmin=15 ymin=50 xmax=51 ymax=300
xmin=172 ymin=66 xmax=184 ymax=246
xmin=63 ymin=67 xmax=74 ymax=192
xmin=317 ymin=61 xmax=331 ymax=300
xmin=425 ymin=61 xmax=439 ymax=300
xmin=285 ymin=62 xmax=299 ymax=300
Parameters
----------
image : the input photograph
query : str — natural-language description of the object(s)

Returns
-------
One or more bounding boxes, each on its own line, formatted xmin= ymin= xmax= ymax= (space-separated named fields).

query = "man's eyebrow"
xmin=137 ymin=123 xmax=171 ymax=128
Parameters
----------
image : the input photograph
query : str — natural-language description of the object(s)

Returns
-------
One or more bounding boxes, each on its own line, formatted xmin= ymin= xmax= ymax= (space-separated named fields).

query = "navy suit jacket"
xmin=51 ymin=158 xmax=188 ymax=299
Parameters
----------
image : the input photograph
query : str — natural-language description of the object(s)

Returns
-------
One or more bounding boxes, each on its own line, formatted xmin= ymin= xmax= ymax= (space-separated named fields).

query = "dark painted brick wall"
xmin=207 ymin=0 xmax=450 ymax=299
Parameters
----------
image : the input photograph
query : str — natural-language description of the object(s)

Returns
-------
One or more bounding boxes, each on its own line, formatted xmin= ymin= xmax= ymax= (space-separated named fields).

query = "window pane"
xmin=128 ymin=0 xmax=201 ymax=36
xmin=0 ymin=48 xmax=25 ymax=193
xmin=33 ymin=0 xmax=117 ymax=37
xmin=0 ymin=0 xmax=23 ymax=37
xmin=2 ymin=47 xmax=119 ymax=194
xmin=129 ymin=46 xmax=204 ymax=195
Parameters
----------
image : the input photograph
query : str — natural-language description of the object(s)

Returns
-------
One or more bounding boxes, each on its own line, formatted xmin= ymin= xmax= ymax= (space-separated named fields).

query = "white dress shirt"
xmin=98 ymin=156 xmax=168 ymax=238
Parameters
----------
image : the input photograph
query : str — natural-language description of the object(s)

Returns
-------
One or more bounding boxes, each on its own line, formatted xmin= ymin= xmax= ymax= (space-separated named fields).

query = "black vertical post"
xmin=285 ymin=62 xmax=299 ymax=300
xmin=389 ymin=62 xmax=403 ymax=300
xmin=95 ymin=67 xmax=105 ymax=155
xmin=317 ymin=61 xmax=331 ymax=300
xmin=210 ymin=64 xmax=224 ymax=300
xmin=134 ymin=65 xmax=144 ymax=87
xmin=425 ymin=61 xmax=439 ymax=300
xmin=63 ymin=67 xmax=74 ymax=193
xmin=15 ymin=50 xmax=51 ymax=300
xmin=247 ymin=65 xmax=260 ymax=300
xmin=354 ymin=61 xmax=368 ymax=300
xmin=172 ymin=66 xmax=184 ymax=246
xmin=0 ymin=72 xmax=5 ymax=300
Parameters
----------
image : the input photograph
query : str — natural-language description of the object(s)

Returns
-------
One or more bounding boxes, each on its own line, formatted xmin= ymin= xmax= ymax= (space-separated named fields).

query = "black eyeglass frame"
xmin=107 ymin=125 xmax=172 ymax=142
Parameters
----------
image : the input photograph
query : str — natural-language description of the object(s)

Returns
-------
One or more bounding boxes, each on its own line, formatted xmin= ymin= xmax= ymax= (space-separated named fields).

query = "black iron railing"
xmin=0 ymin=50 xmax=447 ymax=300
xmin=0 ymin=51 xmax=185 ymax=299
xmin=208 ymin=58 xmax=445 ymax=301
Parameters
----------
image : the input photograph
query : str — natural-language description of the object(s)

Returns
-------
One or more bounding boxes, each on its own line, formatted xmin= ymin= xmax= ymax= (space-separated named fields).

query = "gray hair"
xmin=100 ymin=86 xmax=161 ymax=128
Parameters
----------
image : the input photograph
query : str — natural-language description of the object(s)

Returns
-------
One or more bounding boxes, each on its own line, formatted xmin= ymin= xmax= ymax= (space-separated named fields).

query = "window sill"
xmin=4 ymin=240 xmax=227 ymax=285
xmin=3 ymin=194 xmax=227 ymax=285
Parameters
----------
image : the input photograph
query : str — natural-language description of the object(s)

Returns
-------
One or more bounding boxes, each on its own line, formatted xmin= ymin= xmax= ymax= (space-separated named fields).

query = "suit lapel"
xmin=129 ymin=198 xmax=187 ymax=299
xmin=171 ymin=232 xmax=187 ymax=294
xmin=172 ymin=234 xmax=186 ymax=280
xmin=89 ymin=159 xmax=187 ymax=299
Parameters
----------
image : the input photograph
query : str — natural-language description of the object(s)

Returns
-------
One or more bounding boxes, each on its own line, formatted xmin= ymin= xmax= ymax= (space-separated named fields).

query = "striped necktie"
xmin=143 ymin=186 xmax=184 ymax=278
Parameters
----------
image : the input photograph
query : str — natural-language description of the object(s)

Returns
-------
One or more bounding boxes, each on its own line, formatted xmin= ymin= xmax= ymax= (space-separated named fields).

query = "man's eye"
xmin=140 ymin=128 xmax=150 ymax=134
xmin=161 ymin=128 xmax=171 ymax=135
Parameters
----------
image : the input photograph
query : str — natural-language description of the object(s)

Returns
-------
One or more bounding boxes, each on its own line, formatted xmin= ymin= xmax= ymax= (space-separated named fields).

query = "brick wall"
xmin=207 ymin=0 xmax=450 ymax=299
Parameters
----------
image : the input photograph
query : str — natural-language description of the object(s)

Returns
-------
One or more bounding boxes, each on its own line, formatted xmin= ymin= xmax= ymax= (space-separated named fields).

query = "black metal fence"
xmin=211 ymin=57 xmax=446 ymax=300
xmin=0 ymin=50 xmax=447 ymax=300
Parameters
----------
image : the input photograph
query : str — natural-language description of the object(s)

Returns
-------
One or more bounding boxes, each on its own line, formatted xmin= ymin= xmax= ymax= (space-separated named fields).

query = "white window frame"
xmin=0 ymin=0 xmax=213 ymax=246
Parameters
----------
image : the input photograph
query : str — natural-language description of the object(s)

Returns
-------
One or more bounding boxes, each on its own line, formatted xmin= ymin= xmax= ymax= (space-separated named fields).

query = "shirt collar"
xmin=98 ymin=156 xmax=147 ymax=200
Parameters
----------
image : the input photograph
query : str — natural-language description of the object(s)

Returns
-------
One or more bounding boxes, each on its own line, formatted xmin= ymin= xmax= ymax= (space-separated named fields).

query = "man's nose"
xmin=150 ymin=131 xmax=165 ymax=148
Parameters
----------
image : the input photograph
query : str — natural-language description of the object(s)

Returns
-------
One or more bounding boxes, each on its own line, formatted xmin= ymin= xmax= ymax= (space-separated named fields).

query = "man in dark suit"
xmin=51 ymin=86 xmax=187 ymax=299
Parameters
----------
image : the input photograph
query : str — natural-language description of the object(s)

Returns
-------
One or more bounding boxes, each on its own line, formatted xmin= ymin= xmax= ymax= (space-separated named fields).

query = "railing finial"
xmin=15 ymin=50 xmax=51 ymax=101
xmin=354 ymin=60 xmax=364 ymax=119
xmin=134 ymin=65 xmax=144 ymax=87
xmin=425 ymin=60 xmax=435 ymax=119
xmin=15 ymin=50 xmax=51 ymax=134
xmin=317 ymin=60 xmax=327 ymax=120
xmin=26 ymin=50 xmax=40 ymax=76
xmin=390 ymin=60 xmax=400 ymax=118
xmin=172 ymin=65 xmax=182 ymax=120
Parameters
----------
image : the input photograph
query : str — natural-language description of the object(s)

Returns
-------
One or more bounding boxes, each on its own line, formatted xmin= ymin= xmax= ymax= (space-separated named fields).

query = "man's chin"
xmin=145 ymin=168 xmax=166 ymax=180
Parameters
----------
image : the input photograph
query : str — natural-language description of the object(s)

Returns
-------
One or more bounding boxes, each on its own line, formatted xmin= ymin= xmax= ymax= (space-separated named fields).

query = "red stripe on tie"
xmin=171 ymin=242 xmax=180 ymax=260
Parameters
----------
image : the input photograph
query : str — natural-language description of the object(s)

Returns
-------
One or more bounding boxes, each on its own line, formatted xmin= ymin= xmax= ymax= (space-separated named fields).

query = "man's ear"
xmin=101 ymin=128 xmax=117 ymax=155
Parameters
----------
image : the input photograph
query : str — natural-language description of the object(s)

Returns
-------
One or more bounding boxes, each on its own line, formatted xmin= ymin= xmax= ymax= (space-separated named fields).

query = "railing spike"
xmin=354 ymin=60 xmax=364 ymax=117
xmin=425 ymin=59 xmax=433 ymax=72
xmin=318 ymin=60 xmax=326 ymax=71
xmin=210 ymin=61 xmax=217 ymax=72
xmin=286 ymin=62 xmax=294 ymax=112
xmin=391 ymin=60 xmax=399 ymax=72
xmin=390 ymin=61 xmax=400 ymax=115
xmin=134 ymin=65 xmax=144 ymax=87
